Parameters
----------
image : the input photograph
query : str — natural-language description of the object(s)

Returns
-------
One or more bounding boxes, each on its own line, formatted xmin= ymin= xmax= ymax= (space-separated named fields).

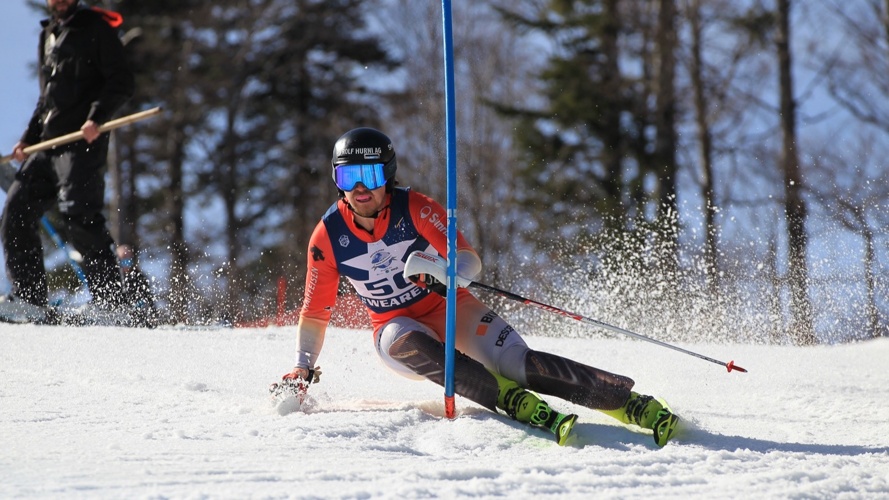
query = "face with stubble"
xmin=47 ymin=0 xmax=79 ymax=19
xmin=343 ymin=184 xmax=388 ymax=220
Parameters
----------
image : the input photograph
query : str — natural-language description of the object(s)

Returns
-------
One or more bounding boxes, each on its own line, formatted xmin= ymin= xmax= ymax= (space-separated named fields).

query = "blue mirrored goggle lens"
xmin=334 ymin=163 xmax=387 ymax=191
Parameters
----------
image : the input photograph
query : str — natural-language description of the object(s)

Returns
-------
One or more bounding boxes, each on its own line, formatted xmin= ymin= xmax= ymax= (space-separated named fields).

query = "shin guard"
xmin=524 ymin=350 xmax=635 ymax=410
xmin=388 ymin=331 xmax=499 ymax=412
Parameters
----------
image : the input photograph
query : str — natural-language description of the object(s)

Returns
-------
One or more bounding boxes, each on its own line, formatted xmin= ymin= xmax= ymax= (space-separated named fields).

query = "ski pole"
xmin=469 ymin=281 xmax=747 ymax=373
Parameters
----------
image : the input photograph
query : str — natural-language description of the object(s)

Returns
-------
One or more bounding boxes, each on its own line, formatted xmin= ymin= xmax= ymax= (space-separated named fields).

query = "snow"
xmin=1 ymin=323 xmax=887 ymax=499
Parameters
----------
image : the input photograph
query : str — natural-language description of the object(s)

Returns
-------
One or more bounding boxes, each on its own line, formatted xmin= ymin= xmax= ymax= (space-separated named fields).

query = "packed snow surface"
xmin=1 ymin=324 xmax=887 ymax=499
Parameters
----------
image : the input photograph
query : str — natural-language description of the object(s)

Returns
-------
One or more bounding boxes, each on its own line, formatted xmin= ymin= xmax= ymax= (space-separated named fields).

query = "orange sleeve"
xmin=407 ymin=190 xmax=475 ymax=257
xmin=299 ymin=219 xmax=340 ymax=323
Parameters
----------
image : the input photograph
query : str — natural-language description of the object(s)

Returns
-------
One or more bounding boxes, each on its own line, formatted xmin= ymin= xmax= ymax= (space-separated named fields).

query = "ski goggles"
xmin=334 ymin=163 xmax=387 ymax=191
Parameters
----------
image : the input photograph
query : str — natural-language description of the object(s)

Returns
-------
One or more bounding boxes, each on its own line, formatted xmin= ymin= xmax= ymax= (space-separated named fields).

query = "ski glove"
xmin=409 ymin=271 xmax=447 ymax=296
xmin=404 ymin=250 xmax=475 ymax=297
xmin=270 ymin=366 xmax=321 ymax=404
xmin=283 ymin=366 xmax=322 ymax=384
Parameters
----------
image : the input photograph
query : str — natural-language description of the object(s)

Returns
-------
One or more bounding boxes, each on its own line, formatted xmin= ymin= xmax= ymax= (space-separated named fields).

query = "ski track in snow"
xmin=1 ymin=325 xmax=887 ymax=499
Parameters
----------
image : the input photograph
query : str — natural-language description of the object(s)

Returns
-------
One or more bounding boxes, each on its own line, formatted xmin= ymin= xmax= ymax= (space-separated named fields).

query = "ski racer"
xmin=279 ymin=127 xmax=678 ymax=446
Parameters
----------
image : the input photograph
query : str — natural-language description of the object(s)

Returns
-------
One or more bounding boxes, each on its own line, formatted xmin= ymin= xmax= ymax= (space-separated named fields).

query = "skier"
xmin=1 ymin=0 xmax=133 ymax=322
xmin=279 ymin=127 xmax=678 ymax=446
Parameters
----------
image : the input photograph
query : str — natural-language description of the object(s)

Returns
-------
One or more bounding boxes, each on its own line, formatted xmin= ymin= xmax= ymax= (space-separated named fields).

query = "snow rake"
xmin=0 ymin=107 xmax=162 ymax=164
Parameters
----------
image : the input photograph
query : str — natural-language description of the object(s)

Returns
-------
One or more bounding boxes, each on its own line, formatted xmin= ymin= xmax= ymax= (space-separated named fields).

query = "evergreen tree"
xmin=495 ymin=0 xmax=679 ymax=271
xmin=109 ymin=0 xmax=396 ymax=323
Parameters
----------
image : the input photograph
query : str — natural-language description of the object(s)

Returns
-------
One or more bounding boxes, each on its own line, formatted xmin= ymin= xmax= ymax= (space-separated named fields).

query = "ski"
xmin=0 ymin=300 xmax=146 ymax=327
xmin=0 ymin=298 xmax=50 ymax=324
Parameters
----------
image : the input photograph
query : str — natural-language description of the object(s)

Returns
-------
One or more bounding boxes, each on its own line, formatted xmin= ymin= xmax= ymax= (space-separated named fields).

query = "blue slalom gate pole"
xmin=441 ymin=0 xmax=458 ymax=419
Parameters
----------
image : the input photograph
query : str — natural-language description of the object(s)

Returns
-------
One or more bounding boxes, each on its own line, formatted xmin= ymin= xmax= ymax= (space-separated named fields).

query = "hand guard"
xmin=403 ymin=251 xmax=473 ymax=297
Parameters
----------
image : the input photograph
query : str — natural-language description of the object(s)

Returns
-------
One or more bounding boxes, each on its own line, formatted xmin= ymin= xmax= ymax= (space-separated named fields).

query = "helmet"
xmin=331 ymin=128 xmax=397 ymax=187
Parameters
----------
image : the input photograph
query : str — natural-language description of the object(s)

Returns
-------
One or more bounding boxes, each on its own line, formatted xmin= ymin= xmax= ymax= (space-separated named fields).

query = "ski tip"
xmin=555 ymin=413 xmax=578 ymax=446
xmin=726 ymin=360 xmax=747 ymax=373
xmin=652 ymin=410 xmax=679 ymax=447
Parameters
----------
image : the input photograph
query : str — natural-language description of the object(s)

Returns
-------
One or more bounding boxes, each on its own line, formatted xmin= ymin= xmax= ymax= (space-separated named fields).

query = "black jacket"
xmin=22 ymin=6 xmax=134 ymax=144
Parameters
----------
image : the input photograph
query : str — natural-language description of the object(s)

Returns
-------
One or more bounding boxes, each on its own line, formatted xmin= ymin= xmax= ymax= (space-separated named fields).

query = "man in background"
xmin=0 ymin=0 xmax=133 ymax=323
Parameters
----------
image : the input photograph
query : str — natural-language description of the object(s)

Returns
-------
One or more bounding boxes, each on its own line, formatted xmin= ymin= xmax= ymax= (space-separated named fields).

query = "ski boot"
xmin=600 ymin=391 xmax=678 ymax=447
xmin=495 ymin=374 xmax=577 ymax=446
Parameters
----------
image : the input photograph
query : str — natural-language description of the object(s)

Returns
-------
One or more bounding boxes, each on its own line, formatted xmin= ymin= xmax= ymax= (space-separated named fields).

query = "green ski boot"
xmin=494 ymin=373 xmax=577 ymax=446
xmin=651 ymin=407 xmax=679 ymax=447
xmin=600 ymin=391 xmax=679 ymax=447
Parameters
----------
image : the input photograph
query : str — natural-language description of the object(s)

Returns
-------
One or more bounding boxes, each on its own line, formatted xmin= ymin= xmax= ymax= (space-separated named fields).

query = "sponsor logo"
xmin=477 ymin=311 xmax=498 ymax=336
xmin=427 ymin=212 xmax=447 ymax=235
xmin=310 ymin=245 xmax=325 ymax=262
xmin=417 ymin=206 xmax=446 ymax=234
xmin=303 ymin=267 xmax=320 ymax=309
xmin=475 ymin=311 xmax=497 ymax=337
xmin=390 ymin=349 xmax=418 ymax=359
xmin=414 ymin=252 xmax=439 ymax=264
xmin=360 ymin=287 xmax=423 ymax=308
xmin=495 ymin=325 xmax=514 ymax=347
xmin=529 ymin=354 xmax=548 ymax=376
xmin=370 ymin=250 xmax=396 ymax=271
xmin=339 ymin=235 xmax=350 ymax=248
xmin=341 ymin=147 xmax=382 ymax=156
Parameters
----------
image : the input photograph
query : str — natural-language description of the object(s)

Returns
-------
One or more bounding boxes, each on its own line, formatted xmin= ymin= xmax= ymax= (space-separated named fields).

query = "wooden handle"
xmin=1 ymin=107 xmax=163 ymax=164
